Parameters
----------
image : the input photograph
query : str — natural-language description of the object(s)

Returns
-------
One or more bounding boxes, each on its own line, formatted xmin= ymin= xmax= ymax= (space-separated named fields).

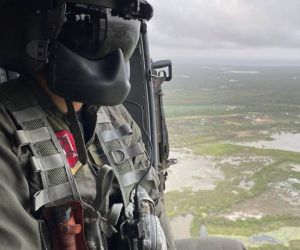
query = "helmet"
xmin=0 ymin=0 xmax=153 ymax=105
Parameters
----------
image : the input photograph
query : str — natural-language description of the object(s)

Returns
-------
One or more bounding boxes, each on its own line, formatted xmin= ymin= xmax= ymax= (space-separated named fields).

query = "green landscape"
xmin=163 ymin=64 xmax=300 ymax=249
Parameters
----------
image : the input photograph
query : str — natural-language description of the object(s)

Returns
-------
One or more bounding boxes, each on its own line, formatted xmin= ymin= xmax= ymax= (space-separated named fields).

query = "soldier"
xmin=0 ymin=1 xmax=247 ymax=250
xmin=0 ymin=0 xmax=175 ymax=249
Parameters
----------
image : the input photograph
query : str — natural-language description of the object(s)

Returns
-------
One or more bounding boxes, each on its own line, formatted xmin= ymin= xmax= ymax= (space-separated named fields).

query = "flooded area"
xmin=218 ymin=156 xmax=273 ymax=166
xmin=166 ymin=149 xmax=224 ymax=192
xmin=164 ymin=65 xmax=300 ymax=248
xmin=224 ymin=187 xmax=300 ymax=218
xmin=238 ymin=180 xmax=255 ymax=190
xmin=166 ymin=145 xmax=300 ymax=243
xmin=249 ymin=227 xmax=300 ymax=247
xmin=234 ymin=132 xmax=300 ymax=152
xmin=290 ymin=164 xmax=300 ymax=172
xmin=169 ymin=214 xmax=193 ymax=239
xmin=222 ymin=210 xmax=264 ymax=221
xmin=223 ymin=70 xmax=260 ymax=74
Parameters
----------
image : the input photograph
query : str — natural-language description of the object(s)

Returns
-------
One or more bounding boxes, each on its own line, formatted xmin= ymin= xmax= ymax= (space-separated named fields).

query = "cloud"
xmin=147 ymin=0 xmax=300 ymax=60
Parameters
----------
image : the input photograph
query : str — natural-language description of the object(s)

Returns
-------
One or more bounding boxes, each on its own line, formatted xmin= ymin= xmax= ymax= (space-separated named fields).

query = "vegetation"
xmin=163 ymin=65 xmax=300 ymax=249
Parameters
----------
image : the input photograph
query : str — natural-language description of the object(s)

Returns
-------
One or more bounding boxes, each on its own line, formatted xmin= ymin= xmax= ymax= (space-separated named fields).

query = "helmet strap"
xmin=65 ymin=99 xmax=88 ymax=165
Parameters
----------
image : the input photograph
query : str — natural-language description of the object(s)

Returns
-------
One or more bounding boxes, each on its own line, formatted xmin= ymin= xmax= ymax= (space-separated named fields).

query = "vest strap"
xmin=95 ymin=107 xmax=154 ymax=207
xmin=102 ymin=123 xmax=133 ymax=142
xmin=30 ymin=154 xmax=65 ymax=172
xmin=120 ymin=169 xmax=153 ymax=187
xmin=107 ymin=203 xmax=123 ymax=226
xmin=33 ymin=182 xmax=73 ymax=211
xmin=111 ymin=143 xmax=144 ymax=165
xmin=12 ymin=106 xmax=44 ymax=123
xmin=93 ymin=164 xmax=114 ymax=214
xmin=96 ymin=111 xmax=111 ymax=124
xmin=15 ymin=127 xmax=51 ymax=146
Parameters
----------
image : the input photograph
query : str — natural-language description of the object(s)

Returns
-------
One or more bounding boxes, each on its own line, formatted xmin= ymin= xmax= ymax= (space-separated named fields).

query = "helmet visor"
xmin=58 ymin=3 xmax=107 ymax=59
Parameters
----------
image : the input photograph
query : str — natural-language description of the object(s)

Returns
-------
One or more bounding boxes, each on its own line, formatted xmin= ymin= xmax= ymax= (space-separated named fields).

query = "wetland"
xmin=163 ymin=64 xmax=300 ymax=249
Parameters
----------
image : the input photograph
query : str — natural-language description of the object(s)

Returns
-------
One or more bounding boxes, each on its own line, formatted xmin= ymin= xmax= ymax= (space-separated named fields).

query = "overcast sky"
xmin=148 ymin=0 xmax=300 ymax=64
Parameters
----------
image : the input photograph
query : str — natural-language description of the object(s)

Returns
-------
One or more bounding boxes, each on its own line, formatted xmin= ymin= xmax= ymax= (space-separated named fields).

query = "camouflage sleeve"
xmin=0 ymin=103 xmax=41 ymax=250
xmin=117 ymin=104 xmax=177 ymax=250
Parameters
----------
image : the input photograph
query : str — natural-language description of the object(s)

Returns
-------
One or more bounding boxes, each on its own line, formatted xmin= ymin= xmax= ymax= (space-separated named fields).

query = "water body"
xmin=228 ymin=79 xmax=239 ymax=82
xmin=174 ymin=74 xmax=190 ymax=79
xmin=250 ymin=234 xmax=280 ymax=244
xmin=235 ymin=132 xmax=300 ymax=153
xmin=290 ymin=164 xmax=300 ymax=172
xmin=166 ymin=149 xmax=224 ymax=192
xmin=223 ymin=70 xmax=260 ymax=74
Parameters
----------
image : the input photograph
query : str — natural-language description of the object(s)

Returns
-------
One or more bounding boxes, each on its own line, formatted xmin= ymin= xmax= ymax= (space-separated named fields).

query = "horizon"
xmin=148 ymin=0 xmax=300 ymax=67
xmin=161 ymin=58 xmax=300 ymax=67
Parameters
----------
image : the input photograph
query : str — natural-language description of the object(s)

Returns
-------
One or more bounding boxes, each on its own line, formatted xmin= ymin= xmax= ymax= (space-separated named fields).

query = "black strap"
xmin=65 ymin=99 xmax=88 ymax=164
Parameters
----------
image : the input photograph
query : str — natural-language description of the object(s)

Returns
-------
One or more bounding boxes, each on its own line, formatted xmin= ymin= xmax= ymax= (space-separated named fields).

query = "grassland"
xmin=163 ymin=65 xmax=300 ymax=249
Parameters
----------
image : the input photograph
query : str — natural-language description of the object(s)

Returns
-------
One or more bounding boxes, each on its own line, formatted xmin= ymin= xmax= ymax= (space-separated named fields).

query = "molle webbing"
xmin=13 ymin=105 xmax=81 ymax=210
xmin=95 ymin=107 xmax=153 ymax=207
xmin=0 ymin=81 xmax=80 ymax=211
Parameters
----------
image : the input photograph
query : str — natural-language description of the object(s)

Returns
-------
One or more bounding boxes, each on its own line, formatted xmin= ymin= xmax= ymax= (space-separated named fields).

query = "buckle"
xmin=25 ymin=40 xmax=49 ymax=62
xmin=111 ymin=149 xmax=127 ymax=165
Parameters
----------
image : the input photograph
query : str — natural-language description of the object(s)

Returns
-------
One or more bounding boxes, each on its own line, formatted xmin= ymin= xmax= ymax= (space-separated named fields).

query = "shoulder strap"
xmin=95 ymin=106 xmax=155 ymax=208
xmin=0 ymin=79 xmax=81 ymax=211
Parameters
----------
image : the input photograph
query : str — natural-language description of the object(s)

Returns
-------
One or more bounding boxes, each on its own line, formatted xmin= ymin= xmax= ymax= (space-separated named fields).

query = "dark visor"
xmin=58 ymin=3 xmax=108 ymax=59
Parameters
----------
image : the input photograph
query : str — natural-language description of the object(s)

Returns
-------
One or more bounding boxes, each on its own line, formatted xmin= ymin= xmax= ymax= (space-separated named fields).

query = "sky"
xmin=147 ymin=0 xmax=300 ymax=65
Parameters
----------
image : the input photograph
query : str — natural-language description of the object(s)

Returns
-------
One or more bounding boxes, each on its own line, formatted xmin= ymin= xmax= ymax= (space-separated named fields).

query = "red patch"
xmin=55 ymin=130 xmax=78 ymax=168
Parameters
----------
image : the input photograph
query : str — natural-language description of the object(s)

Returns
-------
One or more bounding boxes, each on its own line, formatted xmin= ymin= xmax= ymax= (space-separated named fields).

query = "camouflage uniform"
xmin=0 ymin=77 xmax=175 ymax=250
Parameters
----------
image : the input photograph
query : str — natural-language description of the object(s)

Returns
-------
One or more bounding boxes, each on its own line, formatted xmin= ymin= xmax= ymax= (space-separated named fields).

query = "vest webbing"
xmin=0 ymin=80 xmax=80 ymax=211
xmin=0 ymin=79 xmax=157 ymax=215
xmin=95 ymin=107 xmax=156 ymax=208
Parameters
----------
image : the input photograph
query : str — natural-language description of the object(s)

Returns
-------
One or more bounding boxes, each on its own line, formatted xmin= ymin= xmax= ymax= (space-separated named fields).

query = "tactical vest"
xmin=0 ymin=78 xmax=161 ymax=248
